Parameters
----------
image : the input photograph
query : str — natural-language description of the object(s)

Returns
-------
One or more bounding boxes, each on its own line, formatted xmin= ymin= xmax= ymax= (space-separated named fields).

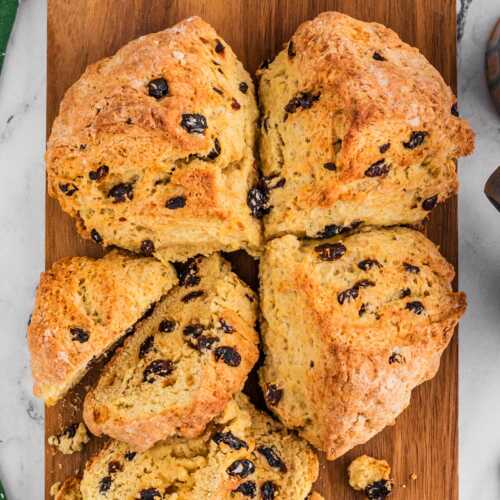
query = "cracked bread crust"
xmin=53 ymin=478 xmax=82 ymax=500
xmin=80 ymin=393 xmax=319 ymax=499
xmin=28 ymin=250 xmax=177 ymax=405
xmin=46 ymin=16 xmax=261 ymax=263
xmin=257 ymin=11 xmax=474 ymax=239
xmin=259 ymin=228 xmax=466 ymax=460
xmin=83 ymin=254 xmax=259 ymax=451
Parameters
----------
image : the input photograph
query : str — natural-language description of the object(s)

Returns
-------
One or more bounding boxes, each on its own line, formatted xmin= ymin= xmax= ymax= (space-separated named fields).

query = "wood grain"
xmin=46 ymin=1 xmax=459 ymax=498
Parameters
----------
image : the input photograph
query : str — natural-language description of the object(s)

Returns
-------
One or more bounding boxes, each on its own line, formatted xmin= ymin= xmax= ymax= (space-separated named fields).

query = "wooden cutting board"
xmin=45 ymin=0 xmax=459 ymax=498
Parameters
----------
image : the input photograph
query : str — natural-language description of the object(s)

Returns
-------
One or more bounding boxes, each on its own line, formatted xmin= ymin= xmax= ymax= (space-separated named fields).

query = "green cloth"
xmin=0 ymin=0 xmax=18 ymax=73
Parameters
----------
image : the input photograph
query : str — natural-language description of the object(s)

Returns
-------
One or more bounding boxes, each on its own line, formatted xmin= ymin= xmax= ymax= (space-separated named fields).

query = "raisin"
xmin=108 ymin=182 xmax=133 ymax=203
xmin=365 ymin=159 xmax=390 ymax=177
xmin=323 ymin=162 xmax=337 ymax=171
xmin=70 ymin=327 xmax=89 ymax=343
xmin=422 ymin=194 xmax=438 ymax=211
xmin=89 ymin=165 xmax=109 ymax=181
xmin=403 ymin=262 xmax=420 ymax=273
xmin=189 ymin=335 xmax=219 ymax=351
xmin=358 ymin=259 xmax=381 ymax=271
xmin=80 ymin=144 xmax=87 ymax=150
xmin=59 ymin=183 xmax=78 ymax=196
xmin=143 ymin=359 xmax=174 ymax=383
xmin=215 ymin=39 xmax=225 ymax=53
xmin=265 ymin=384 xmax=283 ymax=405
xmin=140 ymin=239 xmax=155 ymax=256
xmin=165 ymin=196 xmax=186 ymax=209
xmin=357 ymin=279 xmax=375 ymax=289
xmin=314 ymin=242 xmax=346 ymax=261
xmin=108 ymin=461 xmax=122 ymax=473
xmin=359 ymin=303 xmax=367 ymax=317
xmin=181 ymin=290 xmax=205 ymax=303
xmin=139 ymin=335 xmax=155 ymax=358
xmin=379 ymin=143 xmax=391 ymax=154
xmin=288 ymin=41 xmax=296 ymax=58
xmin=219 ymin=318 xmax=234 ymax=333
xmin=64 ymin=423 xmax=78 ymax=438
xmin=239 ymin=82 xmax=249 ymax=94
xmin=400 ymin=288 xmax=411 ymax=298
xmin=138 ymin=488 xmax=162 ymax=500
xmin=257 ymin=446 xmax=287 ymax=472
xmin=406 ymin=301 xmax=425 ymax=314
xmin=451 ymin=102 xmax=459 ymax=116
xmin=183 ymin=323 xmax=206 ymax=338
xmin=337 ymin=287 xmax=359 ymax=305
xmin=147 ymin=78 xmax=169 ymax=99
xmin=212 ymin=431 xmax=248 ymax=450
xmin=159 ymin=319 xmax=176 ymax=333
xmin=214 ymin=346 xmax=241 ymax=366
xmin=90 ymin=229 xmax=103 ymax=244
xmin=213 ymin=86 xmax=224 ymax=95
xmin=373 ymin=51 xmax=386 ymax=61
xmin=261 ymin=481 xmax=278 ymax=499
xmin=181 ymin=113 xmax=207 ymax=134
xmin=232 ymin=481 xmax=256 ymax=497
xmin=226 ymin=459 xmax=255 ymax=478
xmin=99 ymin=476 xmax=112 ymax=494
xmin=247 ymin=179 xmax=270 ymax=219
xmin=365 ymin=479 xmax=392 ymax=499
xmin=124 ymin=451 xmax=136 ymax=461
xmin=403 ymin=131 xmax=428 ymax=149
xmin=389 ymin=352 xmax=405 ymax=364
xmin=284 ymin=92 xmax=320 ymax=114
xmin=205 ymin=138 xmax=221 ymax=160
xmin=316 ymin=221 xmax=361 ymax=239
xmin=232 ymin=98 xmax=241 ymax=110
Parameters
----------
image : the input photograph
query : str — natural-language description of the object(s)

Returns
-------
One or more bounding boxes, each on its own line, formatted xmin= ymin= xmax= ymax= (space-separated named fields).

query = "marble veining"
xmin=0 ymin=0 xmax=498 ymax=498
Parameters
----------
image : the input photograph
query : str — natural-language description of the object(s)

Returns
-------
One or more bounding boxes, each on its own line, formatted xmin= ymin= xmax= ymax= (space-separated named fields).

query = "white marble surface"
xmin=0 ymin=0 xmax=498 ymax=498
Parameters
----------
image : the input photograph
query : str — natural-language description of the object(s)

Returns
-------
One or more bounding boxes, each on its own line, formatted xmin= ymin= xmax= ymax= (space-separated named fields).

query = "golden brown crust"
xmin=80 ymin=393 xmax=319 ymax=499
xmin=28 ymin=250 xmax=177 ymax=405
xmin=259 ymin=228 xmax=466 ymax=460
xmin=53 ymin=477 xmax=82 ymax=500
xmin=83 ymin=254 xmax=260 ymax=451
xmin=46 ymin=16 xmax=261 ymax=262
xmin=258 ymin=11 xmax=475 ymax=239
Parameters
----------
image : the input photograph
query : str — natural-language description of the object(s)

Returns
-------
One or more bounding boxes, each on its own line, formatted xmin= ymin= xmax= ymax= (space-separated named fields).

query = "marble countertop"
xmin=0 ymin=0 xmax=498 ymax=498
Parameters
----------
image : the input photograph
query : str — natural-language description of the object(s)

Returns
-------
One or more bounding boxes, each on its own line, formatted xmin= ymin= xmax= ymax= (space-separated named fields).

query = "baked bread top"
xmin=54 ymin=478 xmax=82 ymax=500
xmin=259 ymin=228 xmax=466 ymax=459
xmin=257 ymin=11 xmax=474 ymax=239
xmin=28 ymin=250 xmax=176 ymax=405
xmin=80 ymin=393 xmax=319 ymax=499
xmin=46 ymin=16 xmax=261 ymax=263
xmin=83 ymin=254 xmax=259 ymax=451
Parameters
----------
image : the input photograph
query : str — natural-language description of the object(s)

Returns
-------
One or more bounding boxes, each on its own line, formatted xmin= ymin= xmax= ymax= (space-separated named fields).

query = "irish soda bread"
xmin=53 ymin=478 xmax=82 ymax=500
xmin=259 ymin=228 xmax=466 ymax=459
xmin=256 ymin=11 xmax=474 ymax=239
xmin=83 ymin=254 xmax=259 ymax=451
xmin=46 ymin=17 xmax=261 ymax=263
xmin=80 ymin=394 xmax=319 ymax=499
xmin=28 ymin=250 xmax=176 ymax=405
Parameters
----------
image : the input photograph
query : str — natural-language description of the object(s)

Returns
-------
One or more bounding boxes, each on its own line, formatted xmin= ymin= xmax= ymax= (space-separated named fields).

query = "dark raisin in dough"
xmin=212 ymin=431 xmax=248 ymax=450
xmin=70 ymin=327 xmax=89 ymax=343
xmin=257 ymin=446 xmax=287 ymax=472
xmin=389 ymin=352 xmax=405 ymax=364
xmin=124 ymin=451 xmax=136 ymax=461
xmin=316 ymin=221 xmax=361 ymax=239
xmin=365 ymin=159 xmax=390 ymax=177
xmin=232 ymin=98 xmax=241 ymax=110
xmin=232 ymin=481 xmax=256 ymax=497
xmin=372 ymin=51 xmax=386 ymax=61
xmin=138 ymin=336 xmax=154 ymax=358
xmin=365 ymin=479 xmax=392 ymax=499
xmin=99 ymin=476 xmax=112 ymax=494
xmin=266 ymin=384 xmax=283 ymax=405
xmin=181 ymin=113 xmax=207 ymax=134
xmin=239 ymin=82 xmax=249 ymax=94
xmin=183 ymin=323 xmax=206 ymax=338
xmin=188 ymin=334 xmax=219 ymax=351
xmin=64 ymin=423 xmax=78 ymax=438
xmin=338 ymin=286 xmax=359 ymax=305
xmin=400 ymin=288 xmax=411 ymax=298
xmin=358 ymin=259 xmax=381 ymax=271
xmin=205 ymin=138 xmax=221 ymax=160
xmin=159 ymin=319 xmax=176 ymax=333
xmin=226 ymin=459 xmax=255 ymax=478
xmin=214 ymin=346 xmax=241 ymax=367
xmin=59 ymin=183 xmax=78 ymax=196
xmin=138 ymin=488 xmax=162 ymax=500
xmin=406 ymin=301 xmax=425 ymax=315
xmin=247 ymin=179 xmax=270 ymax=219
xmin=214 ymin=39 xmax=225 ymax=53
xmin=261 ymin=481 xmax=278 ymax=500
xmin=181 ymin=290 xmax=205 ymax=303
xmin=147 ymin=78 xmax=169 ymax=99
xmin=314 ymin=242 xmax=346 ymax=261
xmin=422 ymin=194 xmax=438 ymax=211
xmin=403 ymin=131 xmax=428 ymax=149
xmin=403 ymin=262 xmax=420 ymax=273
xmin=356 ymin=279 xmax=375 ymax=289
xmin=107 ymin=461 xmax=122 ymax=473
xmin=143 ymin=359 xmax=174 ymax=383
xmin=323 ymin=162 xmax=337 ymax=171
xmin=288 ymin=40 xmax=296 ymax=57
xmin=219 ymin=318 xmax=234 ymax=333
xmin=284 ymin=92 xmax=320 ymax=113
xmin=108 ymin=182 xmax=133 ymax=203
xmin=140 ymin=239 xmax=155 ymax=257
xmin=165 ymin=196 xmax=186 ymax=209
xmin=379 ymin=143 xmax=390 ymax=153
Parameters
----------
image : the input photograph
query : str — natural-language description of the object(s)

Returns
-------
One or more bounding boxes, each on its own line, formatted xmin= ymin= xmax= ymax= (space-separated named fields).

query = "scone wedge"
xmin=259 ymin=228 xmax=466 ymax=460
xmin=83 ymin=254 xmax=259 ymax=450
xmin=257 ymin=11 xmax=474 ymax=239
xmin=80 ymin=394 xmax=319 ymax=499
xmin=28 ymin=250 xmax=176 ymax=405
xmin=46 ymin=16 xmax=261 ymax=263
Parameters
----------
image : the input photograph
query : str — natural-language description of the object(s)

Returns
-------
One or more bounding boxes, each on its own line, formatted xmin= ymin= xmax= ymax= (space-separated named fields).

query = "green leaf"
xmin=0 ymin=0 xmax=19 ymax=74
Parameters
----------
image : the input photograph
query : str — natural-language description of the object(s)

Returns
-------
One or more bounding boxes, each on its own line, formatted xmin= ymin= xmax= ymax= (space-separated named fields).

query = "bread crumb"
xmin=411 ymin=472 xmax=418 ymax=480
xmin=348 ymin=455 xmax=393 ymax=497
xmin=49 ymin=481 xmax=61 ymax=496
xmin=48 ymin=422 xmax=89 ymax=454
